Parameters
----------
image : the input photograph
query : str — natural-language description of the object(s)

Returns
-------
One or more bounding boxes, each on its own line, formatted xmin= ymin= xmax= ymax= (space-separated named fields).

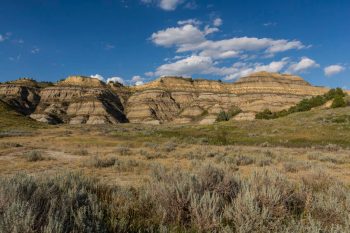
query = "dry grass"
xmin=1 ymin=108 xmax=350 ymax=231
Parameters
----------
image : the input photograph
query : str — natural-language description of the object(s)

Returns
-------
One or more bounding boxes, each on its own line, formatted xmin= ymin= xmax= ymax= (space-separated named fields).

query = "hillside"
xmin=0 ymin=72 xmax=336 ymax=125
xmin=126 ymin=106 xmax=350 ymax=148
xmin=0 ymin=100 xmax=43 ymax=132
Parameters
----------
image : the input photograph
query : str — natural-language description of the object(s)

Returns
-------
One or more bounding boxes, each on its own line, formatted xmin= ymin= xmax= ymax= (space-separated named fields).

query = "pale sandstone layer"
xmin=0 ymin=72 xmax=332 ymax=124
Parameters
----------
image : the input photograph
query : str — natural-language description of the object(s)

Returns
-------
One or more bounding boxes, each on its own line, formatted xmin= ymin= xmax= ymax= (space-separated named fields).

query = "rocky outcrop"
xmin=29 ymin=76 xmax=127 ymax=124
xmin=126 ymin=72 xmax=329 ymax=123
xmin=0 ymin=72 xmax=332 ymax=125
xmin=0 ymin=78 xmax=40 ymax=115
xmin=228 ymin=72 xmax=329 ymax=112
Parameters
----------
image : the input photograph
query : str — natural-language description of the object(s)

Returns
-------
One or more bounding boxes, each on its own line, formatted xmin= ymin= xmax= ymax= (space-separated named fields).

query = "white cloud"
xmin=131 ymin=75 xmax=143 ymax=82
xmin=131 ymin=75 xmax=144 ymax=85
xmin=151 ymin=24 xmax=305 ymax=60
xmin=145 ymin=71 xmax=155 ymax=77
xmin=107 ymin=77 xmax=125 ymax=84
xmin=90 ymin=75 xmax=125 ymax=85
xmin=132 ymin=75 xmax=142 ymax=82
xmin=151 ymin=24 xmax=205 ymax=47
xmin=155 ymin=55 xmax=289 ymax=80
xmin=149 ymin=21 xmax=313 ymax=80
xmin=159 ymin=0 xmax=184 ymax=10
xmin=141 ymin=0 xmax=185 ymax=11
xmin=287 ymin=57 xmax=319 ymax=73
xmin=90 ymin=74 xmax=105 ymax=81
xmin=324 ymin=65 xmax=345 ymax=77
xmin=218 ymin=58 xmax=289 ymax=80
xmin=266 ymin=40 xmax=304 ymax=53
xmin=177 ymin=19 xmax=201 ymax=26
xmin=155 ymin=55 xmax=213 ymax=76
xmin=213 ymin=18 xmax=223 ymax=27
xmin=0 ymin=35 xmax=4 ymax=42
xmin=203 ymin=25 xmax=219 ymax=35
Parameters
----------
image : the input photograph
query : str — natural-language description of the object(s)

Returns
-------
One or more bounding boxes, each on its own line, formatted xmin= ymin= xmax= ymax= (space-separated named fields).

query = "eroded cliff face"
xmin=126 ymin=72 xmax=329 ymax=123
xmin=0 ymin=72 xmax=331 ymax=125
xmin=29 ymin=76 xmax=127 ymax=124
xmin=0 ymin=79 xmax=40 ymax=115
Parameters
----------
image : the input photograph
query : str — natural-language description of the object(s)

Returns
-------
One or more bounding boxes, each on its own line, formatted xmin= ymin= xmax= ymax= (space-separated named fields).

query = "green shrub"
xmin=331 ymin=95 xmax=347 ymax=108
xmin=255 ymin=109 xmax=275 ymax=119
xmin=256 ymin=88 xmax=348 ymax=120
xmin=216 ymin=106 xmax=242 ymax=121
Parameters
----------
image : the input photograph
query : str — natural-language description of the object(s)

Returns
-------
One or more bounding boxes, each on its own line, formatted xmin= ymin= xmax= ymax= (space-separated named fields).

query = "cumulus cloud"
xmin=145 ymin=71 xmax=155 ymax=77
xmin=151 ymin=24 xmax=205 ymax=47
xmin=149 ymin=20 xmax=313 ymax=80
xmin=90 ymin=74 xmax=125 ymax=85
xmin=155 ymin=55 xmax=289 ymax=80
xmin=324 ymin=65 xmax=345 ymax=77
xmin=131 ymin=75 xmax=144 ymax=85
xmin=151 ymin=23 xmax=305 ymax=60
xmin=286 ymin=57 xmax=319 ymax=73
xmin=90 ymin=74 xmax=105 ymax=81
xmin=107 ymin=77 xmax=125 ymax=84
xmin=213 ymin=18 xmax=223 ymax=27
xmin=155 ymin=55 xmax=213 ymax=76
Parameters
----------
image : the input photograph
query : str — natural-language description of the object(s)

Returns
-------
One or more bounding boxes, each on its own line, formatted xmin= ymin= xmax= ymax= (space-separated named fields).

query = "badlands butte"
xmin=0 ymin=71 xmax=333 ymax=125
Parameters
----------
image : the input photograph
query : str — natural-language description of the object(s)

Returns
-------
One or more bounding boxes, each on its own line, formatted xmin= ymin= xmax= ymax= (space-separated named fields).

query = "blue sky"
xmin=0 ymin=0 xmax=349 ymax=88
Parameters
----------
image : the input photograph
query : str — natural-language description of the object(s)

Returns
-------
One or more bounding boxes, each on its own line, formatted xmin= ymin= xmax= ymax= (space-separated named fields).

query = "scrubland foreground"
xmin=1 ymin=107 xmax=350 ymax=232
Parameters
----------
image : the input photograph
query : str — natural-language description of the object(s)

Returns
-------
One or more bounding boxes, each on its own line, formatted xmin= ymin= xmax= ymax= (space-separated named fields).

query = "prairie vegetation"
xmin=1 ymin=107 xmax=350 ymax=232
xmin=1 ymin=164 xmax=350 ymax=232
xmin=255 ymin=88 xmax=348 ymax=119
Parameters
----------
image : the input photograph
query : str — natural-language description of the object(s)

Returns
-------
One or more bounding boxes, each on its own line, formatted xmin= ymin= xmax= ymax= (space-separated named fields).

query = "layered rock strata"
xmin=0 ymin=72 xmax=331 ymax=124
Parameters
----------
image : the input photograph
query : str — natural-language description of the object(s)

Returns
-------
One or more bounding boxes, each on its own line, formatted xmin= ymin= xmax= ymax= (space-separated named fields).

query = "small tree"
xmin=331 ymin=96 xmax=347 ymax=108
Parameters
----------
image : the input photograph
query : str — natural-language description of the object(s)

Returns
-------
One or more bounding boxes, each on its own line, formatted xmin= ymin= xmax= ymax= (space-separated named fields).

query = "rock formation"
xmin=126 ymin=72 xmax=329 ymax=123
xmin=0 ymin=78 xmax=40 ymax=115
xmin=29 ymin=76 xmax=127 ymax=124
xmin=0 ymin=72 xmax=331 ymax=125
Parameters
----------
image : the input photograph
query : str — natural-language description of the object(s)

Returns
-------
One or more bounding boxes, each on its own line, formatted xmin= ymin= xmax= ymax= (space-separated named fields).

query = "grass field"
xmin=1 ymin=107 xmax=350 ymax=232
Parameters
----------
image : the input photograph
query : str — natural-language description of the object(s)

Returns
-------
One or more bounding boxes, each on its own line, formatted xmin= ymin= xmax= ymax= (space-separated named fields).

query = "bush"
xmin=256 ymin=88 xmax=348 ymax=120
xmin=234 ymin=155 xmax=255 ymax=166
xmin=216 ymin=106 xmax=242 ymax=122
xmin=88 ymin=156 xmax=116 ymax=168
xmin=115 ymin=146 xmax=131 ymax=156
xmin=255 ymin=109 xmax=275 ymax=119
xmin=331 ymin=95 xmax=347 ymax=108
xmin=23 ymin=150 xmax=44 ymax=162
xmin=1 ymin=167 xmax=350 ymax=232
